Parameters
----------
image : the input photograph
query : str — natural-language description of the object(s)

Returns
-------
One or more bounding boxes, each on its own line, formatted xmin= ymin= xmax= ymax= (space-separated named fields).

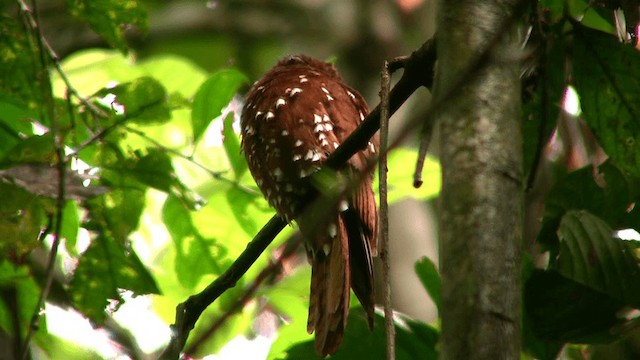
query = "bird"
xmin=240 ymin=55 xmax=378 ymax=356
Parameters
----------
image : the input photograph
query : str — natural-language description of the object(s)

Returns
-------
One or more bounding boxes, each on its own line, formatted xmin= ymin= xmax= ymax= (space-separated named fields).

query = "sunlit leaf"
xmin=223 ymin=113 xmax=247 ymax=179
xmin=96 ymin=76 xmax=171 ymax=124
xmin=0 ymin=133 xmax=56 ymax=166
xmin=0 ymin=261 xmax=42 ymax=339
xmin=67 ymin=0 xmax=148 ymax=53
xmin=0 ymin=183 xmax=44 ymax=260
xmin=70 ymin=234 xmax=160 ymax=324
xmin=162 ymin=195 xmax=223 ymax=288
xmin=192 ymin=69 xmax=248 ymax=143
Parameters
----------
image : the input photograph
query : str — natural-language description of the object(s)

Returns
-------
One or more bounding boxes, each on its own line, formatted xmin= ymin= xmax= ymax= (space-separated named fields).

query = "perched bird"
xmin=240 ymin=55 xmax=378 ymax=356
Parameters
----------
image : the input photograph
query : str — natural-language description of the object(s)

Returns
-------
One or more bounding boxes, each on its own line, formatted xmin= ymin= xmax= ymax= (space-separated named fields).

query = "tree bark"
xmin=433 ymin=1 xmax=523 ymax=359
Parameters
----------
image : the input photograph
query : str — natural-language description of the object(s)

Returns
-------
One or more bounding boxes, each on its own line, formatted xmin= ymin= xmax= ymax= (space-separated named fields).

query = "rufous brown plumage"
xmin=240 ymin=55 xmax=378 ymax=356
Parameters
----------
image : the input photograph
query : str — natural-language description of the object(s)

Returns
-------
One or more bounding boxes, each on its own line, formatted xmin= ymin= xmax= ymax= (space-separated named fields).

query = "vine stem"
xmin=379 ymin=61 xmax=395 ymax=360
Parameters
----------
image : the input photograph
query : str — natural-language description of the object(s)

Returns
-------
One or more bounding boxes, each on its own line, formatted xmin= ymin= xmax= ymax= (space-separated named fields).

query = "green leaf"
xmin=414 ymin=257 xmax=441 ymax=313
xmin=0 ymin=16 xmax=40 ymax=106
xmin=525 ymin=270 xmax=625 ymax=343
xmin=191 ymin=69 xmax=248 ymax=143
xmin=222 ymin=113 xmax=248 ymax=179
xmin=0 ymin=133 xmax=56 ymax=167
xmin=538 ymin=161 xmax=638 ymax=249
xmin=276 ymin=309 xmax=438 ymax=360
xmin=373 ymin=148 xmax=441 ymax=203
xmin=60 ymin=201 xmax=80 ymax=255
xmin=66 ymin=0 xmax=148 ymax=53
xmin=0 ymin=183 xmax=44 ymax=260
xmin=0 ymin=261 xmax=42 ymax=339
xmin=162 ymin=196 xmax=224 ymax=288
xmin=97 ymin=77 xmax=171 ymax=124
xmin=573 ymin=26 xmax=640 ymax=178
xmin=568 ymin=0 xmax=615 ymax=34
xmin=70 ymin=234 xmax=160 ymax=324
xmin=553 ymin=210 xmax=640 ymax=306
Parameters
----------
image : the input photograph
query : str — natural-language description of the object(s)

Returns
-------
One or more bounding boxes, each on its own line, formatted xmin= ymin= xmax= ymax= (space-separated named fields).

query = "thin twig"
xmin=15 ymin=0 xmax=108 ymax=118
xmin=19 ymin=0 xmax=67 ymax=356
xmin=123 ymin=125 xmax=258 ymax=195
xmin=185 ymin=238 xmax=302 ymax=356
xmin=379 ymin=61 xmax=395 ymax=360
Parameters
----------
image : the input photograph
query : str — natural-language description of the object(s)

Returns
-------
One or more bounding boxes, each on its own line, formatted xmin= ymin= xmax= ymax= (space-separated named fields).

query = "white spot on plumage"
xmin=323 ymin=243 xmax=331 ymax=256
xmin=255 ymin=111 xmax=263 ymax=119
xmin=304 ymin=150 xmax=314 ymax=160
xmin=266 ymin=111 xmax=275 ymax=120
xmin=318 ymin=133 xmax=326 ymax=140
xmin=314 ymin=124 xmax=323 ymax=133
xmin=257 ymin=85 xmax=265 ymax=92
xmin=276 ymin=98 xmax=286 ymax=108
xmin=245 ymin=126 xmax=255 ymax=135
xmin=295 ymin=140 xmax=303 ymax=147
xmin=328 ymin=223 xmax=337 ymax=238
xmin=298 ymin=118 xmax=304 ymax=124
xmin=324 ymin=123 xmax=333 ymax=131
xmin=300 ymin=77 xmax=308 ymax=83
xmin=359 ymin=111 xmax=365 ymax=121
xmin=314 ymin=114 xmax=322 ymax=123
xmin=322 ymin=114 xmax=330 ymax=122
xmin=347 ymin=90 xmax=356 ymax=100
xmin=293 ymin=154 xmax=302 ymax=161
xmin=311 ymin=152 xmax=322 ymax=162
xmin=333 ymin=142 xmax=340 ymax=149
xmin=339 ymin=200 xmax=349 ymax=212
xmin=273 ymin=167 xmax=283 ymax=179
xmin=290 ymin=88 xmax=303 ymax=96
xmin=321 ymin=139 xmax=329 ymax=147
xmin=368 ymin=141 xmax=376 ymax=153
xmin=281 ymin=130 xmax=289 ymax=136
xmin=321 ymin=87 xmax=330 ymax=94
xmin=326 ymin=94 xmax=334 ymax=101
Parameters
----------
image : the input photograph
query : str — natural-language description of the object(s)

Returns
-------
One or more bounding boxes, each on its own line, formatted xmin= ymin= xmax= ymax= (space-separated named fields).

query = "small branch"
xmin=160 ymin=215 xmax=287 ymax=359
xmin=379 ymin=61 xmax=395 ymax=360
xmin=16 ymin=0 xmax=108 ymax=119
xmin=184 ymin=239 xmax=301 ymax=356
xmin=123 ymin=125 xmax=258 ymax=195
xmin=19 ymin=1 xmax=68 ymax=356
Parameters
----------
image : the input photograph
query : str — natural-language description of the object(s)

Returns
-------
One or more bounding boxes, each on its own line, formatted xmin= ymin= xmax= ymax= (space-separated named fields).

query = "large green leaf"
xmin=162 ymin=195 xmax=224 ymax=288
xmin=573 ymin=26 xmax=640 ymax=178
xmin=552 ymin=210 xmax=640 ymax=306
xmin=0 ymin=183 xmax=44 ymax=260
xmin=95 ymin=76 xmax=171 ymax=124
xmin=276 ymin=309 xmax=439 ymax=360
xmin=191 ymin=69 xmax=248 ymax=143
xmin=222 ymin=113 xmax=248 ymax=180
xmin=525 ymin=270 xmax=625 ymax=343
xmin=66 ymin=0 xmax=148 ymax=53
xmin=70 ymin=234 xmax=160 ymax=323
xmin=538 ymin=161 xmax=638 ymax=249
xmin=0 ymin=261 xmax=42 ymax=339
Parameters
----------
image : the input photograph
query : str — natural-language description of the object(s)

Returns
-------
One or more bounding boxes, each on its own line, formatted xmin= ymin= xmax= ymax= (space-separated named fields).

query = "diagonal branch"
xmin=160 ymin=39 xmax=437 ymax=359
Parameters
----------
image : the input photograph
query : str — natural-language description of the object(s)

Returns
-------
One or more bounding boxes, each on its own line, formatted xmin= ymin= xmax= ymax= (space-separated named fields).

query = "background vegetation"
xmin=0 ymin=0 xmax=639 ymax=359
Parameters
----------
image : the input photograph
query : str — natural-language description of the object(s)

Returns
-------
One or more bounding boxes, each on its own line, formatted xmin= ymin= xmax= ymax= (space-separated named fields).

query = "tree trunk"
xmin=433 ymin=1 xmax=523 ymax=359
